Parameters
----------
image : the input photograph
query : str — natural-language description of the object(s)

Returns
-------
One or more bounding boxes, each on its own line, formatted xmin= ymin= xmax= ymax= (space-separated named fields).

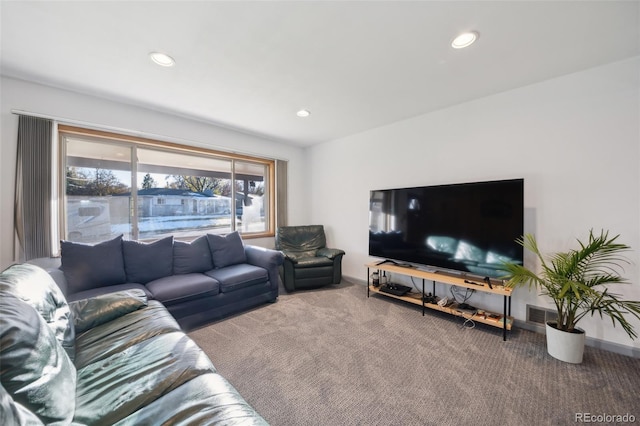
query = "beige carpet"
xmin=189 ymin=281 xmax=640 ymax=426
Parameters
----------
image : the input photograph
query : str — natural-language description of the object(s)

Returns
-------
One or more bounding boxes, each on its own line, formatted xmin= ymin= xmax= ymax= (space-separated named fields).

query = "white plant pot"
xmin=545 ymin=322 xmax=585 ymax=364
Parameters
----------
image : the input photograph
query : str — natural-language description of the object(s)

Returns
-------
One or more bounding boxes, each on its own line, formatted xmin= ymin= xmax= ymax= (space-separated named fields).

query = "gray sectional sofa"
xmin=42 ymin=232 xmax=284 ymax=330
xmin=0 ymin=263 xmax=269 ymax=425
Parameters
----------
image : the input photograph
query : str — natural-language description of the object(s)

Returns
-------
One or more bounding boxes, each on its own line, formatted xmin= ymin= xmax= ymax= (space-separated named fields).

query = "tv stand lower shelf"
xmin=366 ymin=263 xmax=513 ymax=341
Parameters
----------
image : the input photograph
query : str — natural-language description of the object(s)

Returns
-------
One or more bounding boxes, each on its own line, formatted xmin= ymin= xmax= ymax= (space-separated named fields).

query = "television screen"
xmin=369 ymin=178 xmax=524 ymax=278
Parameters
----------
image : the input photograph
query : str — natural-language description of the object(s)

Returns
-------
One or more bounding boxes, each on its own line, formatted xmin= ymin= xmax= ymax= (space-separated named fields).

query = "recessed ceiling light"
xmin=149 ymin=51 xmax=175 ymax=67
xmin=296 ymin=109 xmax=311 ymax=118
xmin=451 ymin=31 xmax=479 ymax=49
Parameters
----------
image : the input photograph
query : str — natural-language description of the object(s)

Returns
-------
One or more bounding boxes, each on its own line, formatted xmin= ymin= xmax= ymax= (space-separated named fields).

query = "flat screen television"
xmin=369 ymin=178 xmax=524 ymax=279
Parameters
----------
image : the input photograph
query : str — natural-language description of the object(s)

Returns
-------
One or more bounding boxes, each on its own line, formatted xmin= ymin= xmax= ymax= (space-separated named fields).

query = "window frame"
xmin=58 ymin=125 xmax=276 ymax=241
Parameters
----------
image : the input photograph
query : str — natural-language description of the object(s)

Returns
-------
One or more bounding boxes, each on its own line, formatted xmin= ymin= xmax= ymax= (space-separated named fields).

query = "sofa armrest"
xmin=47 ymin=269 xmax=68 ymax=296
xmin=70 ymin=289 xmax=148 ymax=333
xmin=27 ymin=257 xmax=69 ymax=296
xmin=318 ymin=248 xmax=345 ymax=284
xmin=317 ymin=247 xmax=345 ymax=260
xmin=282 ymin=253 xmax=298 ymax=264
xmin=0 ymin=384 xmax=45 ymax=425
xmin=244 ymin=245 xmax=285 ymax=290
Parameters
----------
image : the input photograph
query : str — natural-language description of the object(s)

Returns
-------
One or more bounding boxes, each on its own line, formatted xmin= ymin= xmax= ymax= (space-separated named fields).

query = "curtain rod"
xmin=12 ymin=108 xmax=143 ymax=137
xmin=10 ymin=109 xmax=289 ymax=162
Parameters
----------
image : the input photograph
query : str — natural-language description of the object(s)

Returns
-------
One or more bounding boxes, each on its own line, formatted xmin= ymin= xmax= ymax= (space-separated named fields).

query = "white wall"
xmin=308 ymin=57 xmax=640 ymax=350
xmin=2 ymin=58 xmax=639 ymax=350
xmin=0 ymin=76 xmax=309 ymax=269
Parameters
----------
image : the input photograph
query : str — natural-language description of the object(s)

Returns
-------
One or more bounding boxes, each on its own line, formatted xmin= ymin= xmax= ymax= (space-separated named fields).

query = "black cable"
xmin=450 ymin=286 xmax=474 ymax=304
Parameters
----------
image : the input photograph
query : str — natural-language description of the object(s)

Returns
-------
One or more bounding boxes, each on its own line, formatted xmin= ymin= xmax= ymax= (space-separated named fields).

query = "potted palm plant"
xmin=502 ymin=229 xmax=640 ymax=363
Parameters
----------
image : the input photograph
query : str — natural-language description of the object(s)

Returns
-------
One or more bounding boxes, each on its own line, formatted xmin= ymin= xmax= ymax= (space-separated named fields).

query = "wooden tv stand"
xmin=365 ymin=262 xmax=513 ymax=341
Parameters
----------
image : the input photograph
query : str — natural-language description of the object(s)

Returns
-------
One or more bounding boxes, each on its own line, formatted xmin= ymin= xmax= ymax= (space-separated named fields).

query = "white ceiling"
xmin=1 ymin=1 xmax=638 ymax=147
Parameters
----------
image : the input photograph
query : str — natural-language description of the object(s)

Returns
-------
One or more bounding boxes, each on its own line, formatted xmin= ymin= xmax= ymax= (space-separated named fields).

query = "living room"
xmin=1 ymin=1 xmax=639 ymax=424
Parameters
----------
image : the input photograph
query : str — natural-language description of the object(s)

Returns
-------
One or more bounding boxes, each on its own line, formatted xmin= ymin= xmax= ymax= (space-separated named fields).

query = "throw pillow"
xmin=61 ymin=235 xmax=126 ymax=294
xmin=122 ymin=236 xmax=174 ymax=284
xmin=173 ymin=235 xmax=214 ymax=274
xmin=0 ymin=294 xmax=76 ymax=424
xmin=70 ymin=289 xmax=148 ymax=334
xmin=206 ymin=231 xmax=247 ymax=269
xmin=0 ymin=263 xmax=75 ymax=361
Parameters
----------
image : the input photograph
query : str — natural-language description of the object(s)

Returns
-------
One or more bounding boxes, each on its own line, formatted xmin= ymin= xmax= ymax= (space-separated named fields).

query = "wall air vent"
xmin=527 ymin=304 xmax=558 ymax=325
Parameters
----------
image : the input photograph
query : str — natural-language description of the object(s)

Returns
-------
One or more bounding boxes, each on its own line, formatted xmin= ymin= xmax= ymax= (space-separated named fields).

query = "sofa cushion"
xmin=0 ymin=383 xmax=44 ymax=425
xmin=205 ymin=264 xmax=268 ymax=293
xmin=61 ymin=235 xmax=126 ymax=294
xmin=67 ymin=282 xmax=153 ymax=302
xmin=0 ymin=294 xmax=76 ymax=424
xmin=0 ymin=263 xmax=75 ymax=361
xmin=114 ymin=373 xmax=269 ymax=425
xmin=70 ymin=289 xmax=148 ymax=334
xmin=74 ymin=331 xmax=215 ymax=425
xmin=73 ymin=300 xmax=181 ymax=370
xmin=146 ymin=273 xmax=220 ymax=306
xmin=173 ymin=236 xmax=213 ymax=274
xmin=123 ymin=236 xmax=174 ymax=284
xmin=207 ymin=231 xmax=246 ymax=268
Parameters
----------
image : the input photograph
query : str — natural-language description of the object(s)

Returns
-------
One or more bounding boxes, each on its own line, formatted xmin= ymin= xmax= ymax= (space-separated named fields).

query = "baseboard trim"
xmin=515 ymin=320 xmax=640 ymax=359
xmin=344 ymin=274 xmax=640 ymax=359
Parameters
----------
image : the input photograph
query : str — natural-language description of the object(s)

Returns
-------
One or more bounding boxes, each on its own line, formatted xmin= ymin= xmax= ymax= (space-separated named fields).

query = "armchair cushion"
xmin=275 ymin=225 xmax=326 ymax=252
xmin=285 ymin=249 xmax=318 ymax=262
xmin=293 ymin=256 xmax=334 ymax=268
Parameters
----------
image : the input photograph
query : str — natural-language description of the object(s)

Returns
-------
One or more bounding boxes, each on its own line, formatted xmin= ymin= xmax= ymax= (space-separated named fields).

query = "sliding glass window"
xmin=61 ymin=127 xmax=274 ymax=243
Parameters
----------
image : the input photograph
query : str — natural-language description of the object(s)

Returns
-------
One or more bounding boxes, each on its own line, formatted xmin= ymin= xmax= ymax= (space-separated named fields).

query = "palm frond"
xmin=503 ymin=230 xmax=638 ymax=339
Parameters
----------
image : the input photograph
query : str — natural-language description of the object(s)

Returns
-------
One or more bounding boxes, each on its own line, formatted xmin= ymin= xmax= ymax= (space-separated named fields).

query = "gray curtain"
xmin=276 ymin=159 xmax=288 ymax=228
xmin=15 ymin=115 xmax=53 ymax=261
